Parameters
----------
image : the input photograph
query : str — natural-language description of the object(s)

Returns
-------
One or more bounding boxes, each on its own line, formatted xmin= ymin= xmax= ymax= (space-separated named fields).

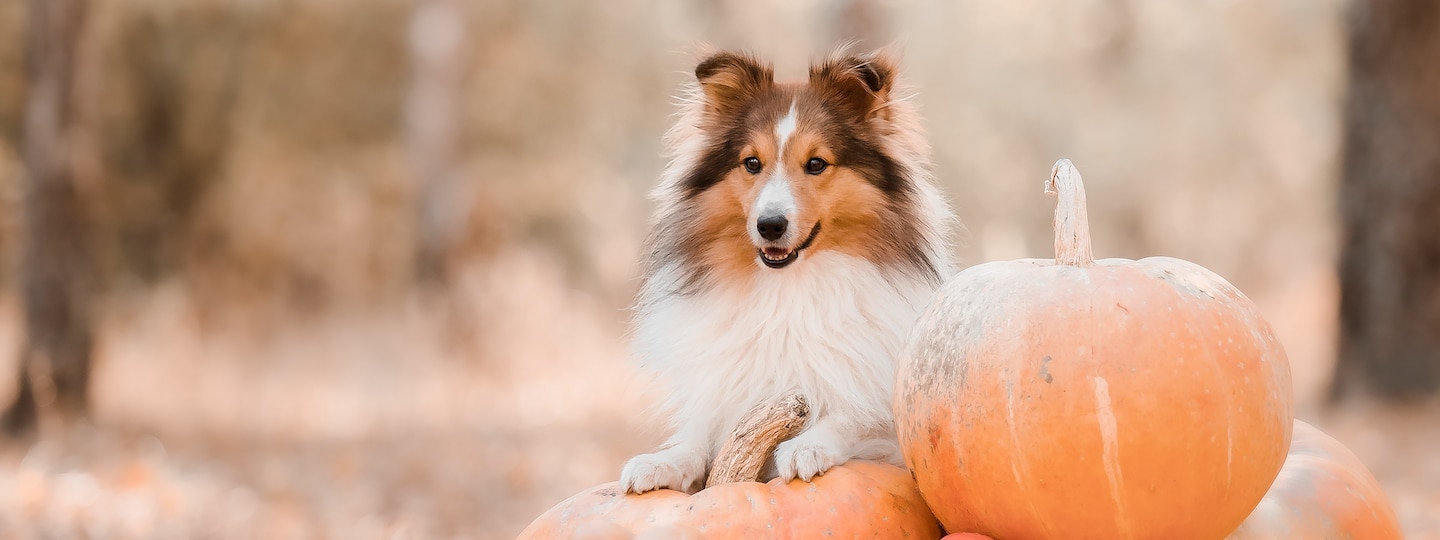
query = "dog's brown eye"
xmin=805 ymin=158 xmax=829 ymax=175
xmin=743 ymin=157 xmax=762 ymax=174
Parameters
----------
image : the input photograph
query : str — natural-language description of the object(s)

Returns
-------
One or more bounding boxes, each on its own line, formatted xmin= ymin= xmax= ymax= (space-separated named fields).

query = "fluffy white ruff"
xmin=621 ymin=251 xmax=943 ymax=493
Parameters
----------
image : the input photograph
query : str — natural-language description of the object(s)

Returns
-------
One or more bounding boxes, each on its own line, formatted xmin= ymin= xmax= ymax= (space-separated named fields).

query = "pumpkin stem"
xmin=706 ymin=391 xmax=809 ymax=487
xmin=1046 ymin=159 xmax=1095 ymax=267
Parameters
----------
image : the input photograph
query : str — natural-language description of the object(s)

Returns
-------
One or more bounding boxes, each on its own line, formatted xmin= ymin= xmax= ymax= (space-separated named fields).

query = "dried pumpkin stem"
xmin=706 ymin=392 xmax=809 ymax=488
xmin=1045 ymin=159 xmax=1095 ymax=267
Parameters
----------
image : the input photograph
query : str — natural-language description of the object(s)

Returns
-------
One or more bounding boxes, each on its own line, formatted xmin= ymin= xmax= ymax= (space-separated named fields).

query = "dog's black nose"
xmin=756 ymin=215 xmax=788 ymax=241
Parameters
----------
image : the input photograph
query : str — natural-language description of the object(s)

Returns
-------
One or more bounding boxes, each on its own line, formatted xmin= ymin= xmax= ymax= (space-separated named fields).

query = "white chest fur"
xmin=633 ymin=251 xmax=940 ymax=451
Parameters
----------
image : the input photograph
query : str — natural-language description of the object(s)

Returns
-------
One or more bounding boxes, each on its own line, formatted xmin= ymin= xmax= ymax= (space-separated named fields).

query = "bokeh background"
xmin=1 ymin=0 xmax=1438 ymax=538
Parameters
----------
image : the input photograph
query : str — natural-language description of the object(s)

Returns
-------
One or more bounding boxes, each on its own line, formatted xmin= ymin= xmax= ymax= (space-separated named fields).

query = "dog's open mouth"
xmin=758 ymin=223 xmax=821 ymax=269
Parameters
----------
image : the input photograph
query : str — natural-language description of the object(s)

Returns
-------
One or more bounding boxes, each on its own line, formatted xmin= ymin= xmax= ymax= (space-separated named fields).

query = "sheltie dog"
xmin=621 ymin=48 xmax=955 ymax=494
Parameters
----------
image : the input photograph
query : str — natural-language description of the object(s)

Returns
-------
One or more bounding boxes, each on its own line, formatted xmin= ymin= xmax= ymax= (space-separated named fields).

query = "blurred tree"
xmin=3 ymin=0 xmax=96 ymax=435
xmin=102 ymin=5 xmax=241 ymax=285
xmin=1332 ymin=0 xmax=1440 ymax=402
xmin=408 ymin=0 xmax=470 ymax=286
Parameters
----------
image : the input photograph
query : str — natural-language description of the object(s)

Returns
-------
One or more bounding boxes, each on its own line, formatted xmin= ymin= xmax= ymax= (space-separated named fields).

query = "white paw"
xmin=773 ymin=432 xmax=848 ymax=482
xmin=620 ymin=447 xmax=705 ymax=494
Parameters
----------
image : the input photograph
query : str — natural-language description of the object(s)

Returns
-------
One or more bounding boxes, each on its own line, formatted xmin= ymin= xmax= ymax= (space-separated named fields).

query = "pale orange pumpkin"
xmin=516 ymin=461 xmax=941 ymax=539
xmin=519 ymin=394 xmax=942 ymax=539
xmin=1227 ymin=420 xmax=1403 ymax=540
xmin=893 ymin=160 xmax=1294 ymax=539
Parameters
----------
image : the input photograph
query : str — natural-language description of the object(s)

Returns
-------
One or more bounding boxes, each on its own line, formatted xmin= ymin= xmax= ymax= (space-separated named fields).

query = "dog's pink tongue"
xmin=764 ymin=247 xmax=790 ymax=258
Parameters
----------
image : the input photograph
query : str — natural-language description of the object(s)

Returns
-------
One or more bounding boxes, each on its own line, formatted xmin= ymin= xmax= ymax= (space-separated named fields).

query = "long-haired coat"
xmin=622 ymin=49 xmax=954 ymax=493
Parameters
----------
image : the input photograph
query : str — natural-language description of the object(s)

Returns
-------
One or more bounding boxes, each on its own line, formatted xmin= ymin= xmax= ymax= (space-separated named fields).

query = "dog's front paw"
xmin=620 ymin=447 xmax=706 ymax=494
xmin=774 ymin=432 xmax=848 ymax=482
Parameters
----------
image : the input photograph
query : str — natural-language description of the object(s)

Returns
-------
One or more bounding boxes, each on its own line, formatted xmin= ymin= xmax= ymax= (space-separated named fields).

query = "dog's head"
xmin=659 ymin=49 xmax=942 ymax=285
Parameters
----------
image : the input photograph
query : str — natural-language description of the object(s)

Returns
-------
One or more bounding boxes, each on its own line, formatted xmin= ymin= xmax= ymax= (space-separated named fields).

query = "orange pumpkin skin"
xmin=894 ymin=255 xmax=1294 ymax=539
xmin=516 ymin=461 xmax=941 ymax=539
xmin=1227 ymin=420 xmax=1403 ymax=540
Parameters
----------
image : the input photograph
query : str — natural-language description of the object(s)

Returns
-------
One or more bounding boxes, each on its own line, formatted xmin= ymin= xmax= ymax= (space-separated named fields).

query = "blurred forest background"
xmin=0 ymin=0 xmax=1438 ymax=538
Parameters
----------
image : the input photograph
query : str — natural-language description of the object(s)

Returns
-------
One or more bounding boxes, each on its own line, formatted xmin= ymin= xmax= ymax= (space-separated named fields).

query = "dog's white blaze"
xmin=1093 ymin=376 xmax=1130 ymax=535
xmin=749 ymin=100 xmax=801 ymax=246
xmin=754 ymin=177 xmax=796 ymax=220
xmin=775 ymin=100 xmax=798 ymax=157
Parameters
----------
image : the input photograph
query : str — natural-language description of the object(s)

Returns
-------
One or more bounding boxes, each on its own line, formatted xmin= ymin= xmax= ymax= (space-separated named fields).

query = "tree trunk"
xmin=407 ymin=0 xmax=470 ymax=286
xmin=1331 ymin=0 xmax=1440 ymax=402
xmin=3 ymin=0 xmax=96 ymax=435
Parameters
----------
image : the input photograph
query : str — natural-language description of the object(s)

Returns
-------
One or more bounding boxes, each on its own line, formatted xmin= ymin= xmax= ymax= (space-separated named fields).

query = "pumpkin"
xmin=893 ymin=160 xmax=1294 ymax=539
xmin=519 ymin=393 xmax=942 ymax=539
xmin=1227 ymin=420 xmax=1403 ymax=540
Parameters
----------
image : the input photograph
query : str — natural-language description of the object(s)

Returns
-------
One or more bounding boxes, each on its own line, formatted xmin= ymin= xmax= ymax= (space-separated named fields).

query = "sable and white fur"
xmin=621 ymin=49 xmax=955 ymax=493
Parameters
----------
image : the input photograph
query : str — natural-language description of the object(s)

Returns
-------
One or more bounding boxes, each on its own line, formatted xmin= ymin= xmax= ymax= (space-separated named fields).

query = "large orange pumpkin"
xmin=520 ymin=394 xmax=941 ymax=539
xmin=1227 ymin=420 xmax=1403 ymax=540
xmin=515 ymin=461 xmax=941 ymax=539
xmin=894 ymin=160 xmax=1294 ymax=539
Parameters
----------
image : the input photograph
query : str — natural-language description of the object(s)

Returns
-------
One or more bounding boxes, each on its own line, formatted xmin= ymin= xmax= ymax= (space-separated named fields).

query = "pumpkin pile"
xmin=893 ymin=160 xmax=1399 ymax=539
xmin=519 ymin=160 xmax=1402 ymax=539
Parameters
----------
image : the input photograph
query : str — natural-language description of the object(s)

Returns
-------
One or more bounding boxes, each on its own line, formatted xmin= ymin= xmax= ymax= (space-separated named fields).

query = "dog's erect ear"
xmin=695 ymin=51 xmax=773 ymax=115
xmin=809 ymin=50 xmax=897 ymax=121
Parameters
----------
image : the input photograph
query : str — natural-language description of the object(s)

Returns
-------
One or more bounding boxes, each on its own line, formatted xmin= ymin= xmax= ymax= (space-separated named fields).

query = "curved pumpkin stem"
xmin=1046 ymin=159 xmax=1095 ymax=267
xmin=706 ymin=392 xmax=809 ymax=487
